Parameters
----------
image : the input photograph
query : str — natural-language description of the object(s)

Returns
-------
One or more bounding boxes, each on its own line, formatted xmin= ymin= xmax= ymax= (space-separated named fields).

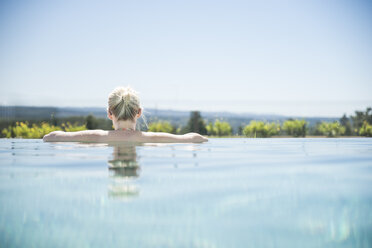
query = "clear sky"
xmin=0 ymin=0 xmax=371 ymax=117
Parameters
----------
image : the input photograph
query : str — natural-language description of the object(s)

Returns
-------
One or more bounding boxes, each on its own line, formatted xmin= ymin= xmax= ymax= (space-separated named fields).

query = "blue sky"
xmin=0 ymin=0 xmax=371 ymax=117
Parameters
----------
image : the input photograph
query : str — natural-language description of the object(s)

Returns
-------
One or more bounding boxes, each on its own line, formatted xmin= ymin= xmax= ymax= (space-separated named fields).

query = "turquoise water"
xmin=0 ymin=138 xmax=372 ymax=248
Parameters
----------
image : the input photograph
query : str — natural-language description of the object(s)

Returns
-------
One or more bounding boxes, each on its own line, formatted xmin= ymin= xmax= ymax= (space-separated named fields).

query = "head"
xmin=107 ymin=86 xmax=142 ymax=127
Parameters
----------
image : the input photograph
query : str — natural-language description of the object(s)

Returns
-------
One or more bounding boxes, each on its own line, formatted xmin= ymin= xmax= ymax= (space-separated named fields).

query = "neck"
xmin=113 ymin=120 xmax=136 ymax=131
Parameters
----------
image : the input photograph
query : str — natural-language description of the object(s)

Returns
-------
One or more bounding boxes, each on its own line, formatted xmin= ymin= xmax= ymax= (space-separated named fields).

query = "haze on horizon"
xmin=0 ymin=0 xmax=371 ymax=117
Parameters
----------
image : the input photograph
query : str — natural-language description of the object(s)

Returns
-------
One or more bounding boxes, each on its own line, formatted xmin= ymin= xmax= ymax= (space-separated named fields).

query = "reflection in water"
xmin=107 ymin=144 xmax=140 ymax=199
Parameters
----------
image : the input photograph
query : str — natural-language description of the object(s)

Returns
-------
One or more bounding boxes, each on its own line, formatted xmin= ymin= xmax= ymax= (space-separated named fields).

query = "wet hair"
xmin=108 ymin=86 xmax=141 ymax=121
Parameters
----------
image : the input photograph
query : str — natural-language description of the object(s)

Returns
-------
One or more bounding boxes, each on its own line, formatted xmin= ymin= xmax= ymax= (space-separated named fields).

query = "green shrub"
xmin=62 ymin=122 xmax=87 ymax=132
xmin=243 ymin=121 xmax=280 ymax=138
xmin=206 ymin=122 xmax=214 ymax=135
xmin=206 ymin=120 xmax=232 ymax=136
xmin=2 ymin=122 xmax=61 ymax=138
xmin=359 ymin=121 xmax=372 ymax=137
xmin=317 ymin=121 xmax=345 ymax=137
xmin=148 ymin=121 xmax=174 ymax=133
xmin=282 ymin=119 xmax=307 ymax=137
xmin=1 ymin=121 xmax=86 ymax=139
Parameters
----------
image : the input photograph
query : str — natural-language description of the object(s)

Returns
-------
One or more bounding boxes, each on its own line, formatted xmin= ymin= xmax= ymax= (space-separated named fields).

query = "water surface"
xmin=0 ymin=138 xmax=371 ymax=248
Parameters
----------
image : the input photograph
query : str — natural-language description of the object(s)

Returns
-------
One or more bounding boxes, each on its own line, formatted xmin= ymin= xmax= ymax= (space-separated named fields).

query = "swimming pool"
xmin=0 ymin=138 xmax=371 ymax=248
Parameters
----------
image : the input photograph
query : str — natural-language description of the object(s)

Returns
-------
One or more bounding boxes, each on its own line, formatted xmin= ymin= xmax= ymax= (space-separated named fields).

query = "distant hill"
xmin=0 ymin=105 xmax=339 ymax=132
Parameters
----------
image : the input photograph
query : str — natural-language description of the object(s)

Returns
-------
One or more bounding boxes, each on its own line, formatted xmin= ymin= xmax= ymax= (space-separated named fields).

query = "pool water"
xmin=0 ymin=138 xmax=372 ymax=248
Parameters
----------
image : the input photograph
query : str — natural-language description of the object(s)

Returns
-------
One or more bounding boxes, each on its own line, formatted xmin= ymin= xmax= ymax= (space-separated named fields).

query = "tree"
xmin=339 ymin=114 xmax=352 ymax=136
xmin=50 ymin=112 xmax=58 ymax=126
xmin=184 ymin=111 xmax=207 ymax=135
xmin=351 ymin=107 xmax=372 ymax=132
xmin=282 ymin=119 xmax=307 ymax=137
xmin=237 ymin=125 xmax=244 ymax=136
xmin=86 ymin=115 xmax=99 ymax=130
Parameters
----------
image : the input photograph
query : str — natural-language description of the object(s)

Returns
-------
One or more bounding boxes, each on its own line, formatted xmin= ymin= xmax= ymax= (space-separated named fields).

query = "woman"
xmin=43 ymin=87 xmax=208 ymax=143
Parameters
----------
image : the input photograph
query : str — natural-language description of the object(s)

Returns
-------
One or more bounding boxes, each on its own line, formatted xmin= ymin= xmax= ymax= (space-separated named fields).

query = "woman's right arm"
xmin=141 ymin=132 xmax=208 ymax=143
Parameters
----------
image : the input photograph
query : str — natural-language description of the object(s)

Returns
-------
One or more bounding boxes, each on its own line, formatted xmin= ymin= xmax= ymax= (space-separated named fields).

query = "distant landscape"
xmin=0 ymin=105 xmax=371 ymax=138
xmin=0 ymin=106 xmax=338 ymax=130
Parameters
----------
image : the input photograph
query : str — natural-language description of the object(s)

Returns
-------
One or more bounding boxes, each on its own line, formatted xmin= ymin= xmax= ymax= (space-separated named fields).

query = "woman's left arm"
xmin=43 ymin=130 xmax=107 ymax=142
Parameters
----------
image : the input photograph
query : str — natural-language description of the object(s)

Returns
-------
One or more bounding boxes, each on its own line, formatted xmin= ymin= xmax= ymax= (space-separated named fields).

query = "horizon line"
xmin=0 ymin=104 xmax=363 ymax=119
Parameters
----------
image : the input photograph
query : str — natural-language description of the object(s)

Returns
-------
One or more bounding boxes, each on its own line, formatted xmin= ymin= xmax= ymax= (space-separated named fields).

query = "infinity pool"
xmin=0 ymin=138 xmax=371 ymax=248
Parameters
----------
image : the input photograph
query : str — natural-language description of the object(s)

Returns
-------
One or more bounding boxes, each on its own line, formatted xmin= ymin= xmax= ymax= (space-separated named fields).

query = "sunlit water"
xmin=0 ymin=138 xmax=372 ymax=248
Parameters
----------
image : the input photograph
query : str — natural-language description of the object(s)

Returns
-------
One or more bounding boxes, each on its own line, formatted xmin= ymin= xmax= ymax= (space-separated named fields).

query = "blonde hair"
xmin=108 ymin=86 xmax=141 ymax=121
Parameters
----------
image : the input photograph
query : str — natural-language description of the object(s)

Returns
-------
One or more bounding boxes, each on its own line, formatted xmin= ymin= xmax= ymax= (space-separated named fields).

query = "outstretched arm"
xmin=43 ymin=130 xmax=107 ymax=142
xmin=43 ymin=130 xmax=208 ymax=143
xmin=141 ymin=132 xmax=208 ymax=143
